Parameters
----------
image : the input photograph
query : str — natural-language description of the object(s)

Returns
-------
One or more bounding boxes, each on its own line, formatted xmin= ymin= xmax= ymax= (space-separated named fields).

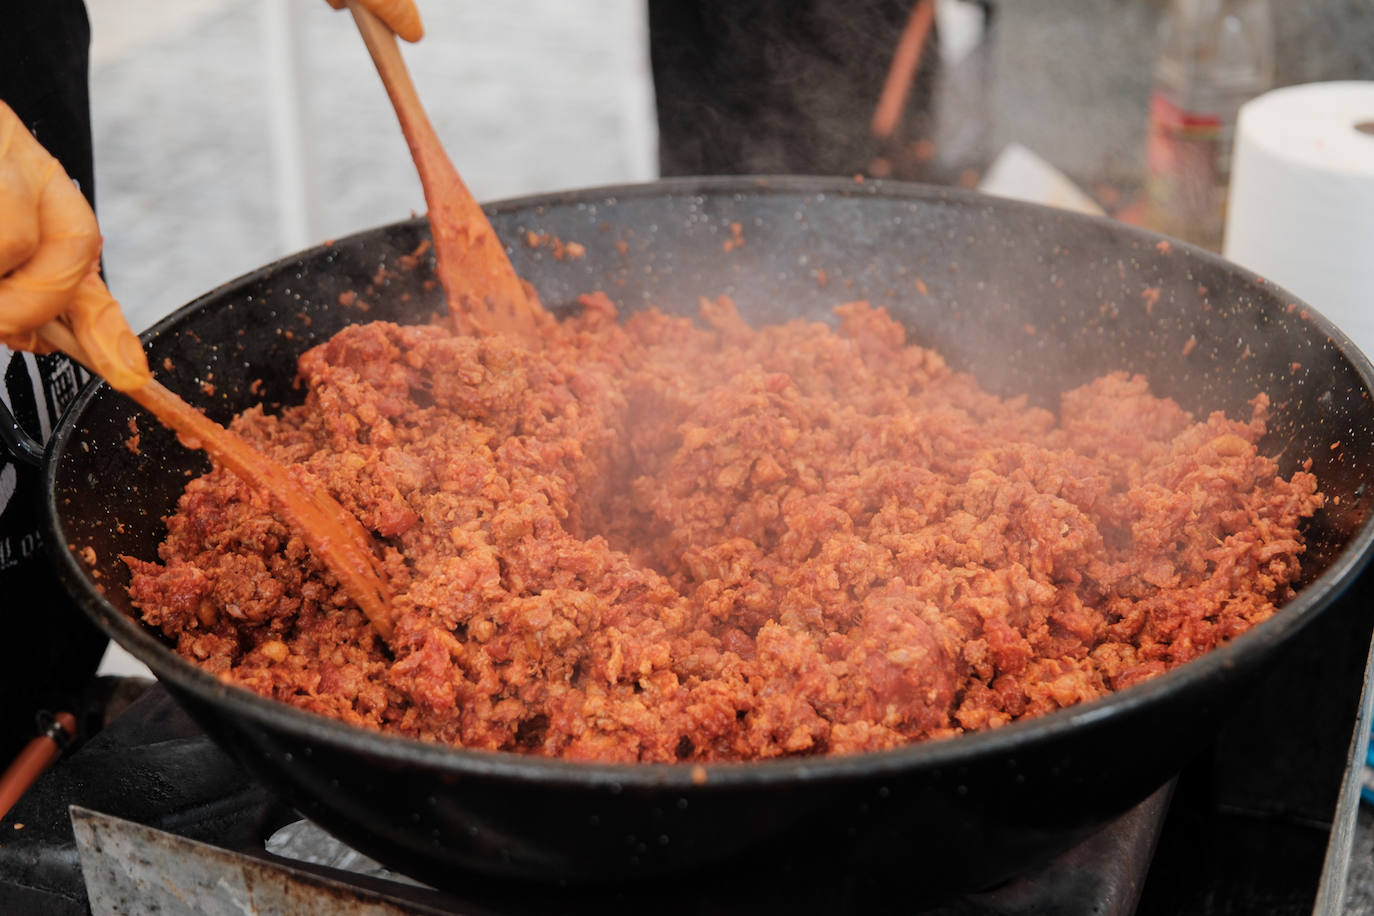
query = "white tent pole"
xmin=261 ymin=0 xmax=319 ymax=253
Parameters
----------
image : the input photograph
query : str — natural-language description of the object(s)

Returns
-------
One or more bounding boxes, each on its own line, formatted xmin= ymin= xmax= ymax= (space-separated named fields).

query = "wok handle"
xmin=0 ymin=394 xmax=43 ymax=466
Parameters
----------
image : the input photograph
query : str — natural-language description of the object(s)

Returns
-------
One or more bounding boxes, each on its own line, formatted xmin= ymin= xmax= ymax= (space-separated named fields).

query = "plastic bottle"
xmin=1142 ymin=0 xmax=1275 ymax=251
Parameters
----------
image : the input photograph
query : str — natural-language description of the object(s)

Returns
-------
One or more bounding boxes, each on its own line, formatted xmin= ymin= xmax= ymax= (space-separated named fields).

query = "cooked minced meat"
xmin=125 ymin=295 xmax=1322 ymax=762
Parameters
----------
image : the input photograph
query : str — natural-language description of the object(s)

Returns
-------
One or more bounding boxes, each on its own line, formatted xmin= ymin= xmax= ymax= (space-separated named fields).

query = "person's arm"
xmin=0 ymin=101 xmax=148 ymax=392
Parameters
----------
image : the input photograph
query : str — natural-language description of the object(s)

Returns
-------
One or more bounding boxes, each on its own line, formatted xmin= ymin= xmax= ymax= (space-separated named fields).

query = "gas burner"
xmin=64 ymin=786 xmax=1171 ymax=916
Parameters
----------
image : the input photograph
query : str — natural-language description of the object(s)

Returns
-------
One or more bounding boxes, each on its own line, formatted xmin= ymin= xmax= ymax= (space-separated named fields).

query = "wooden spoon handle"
xmin=346 ymin=1 xmax=545 ymax=341
xmin=37 ymin=320 xmax=396 ymax=645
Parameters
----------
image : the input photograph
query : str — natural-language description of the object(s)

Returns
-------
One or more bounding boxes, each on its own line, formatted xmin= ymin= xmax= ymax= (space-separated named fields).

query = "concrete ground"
xmin=86 ymin=0 xmax=656 ymax=333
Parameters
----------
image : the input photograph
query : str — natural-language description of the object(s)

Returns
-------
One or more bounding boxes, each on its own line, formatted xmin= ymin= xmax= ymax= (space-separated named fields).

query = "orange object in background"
xmin=0 ymin=712 xmax=76 ymax=820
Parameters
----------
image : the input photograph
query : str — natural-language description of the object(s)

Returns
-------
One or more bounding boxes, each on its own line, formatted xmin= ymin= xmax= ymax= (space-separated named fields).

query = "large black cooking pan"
xmin=34 ymin=178 xmax=1374 ymax=901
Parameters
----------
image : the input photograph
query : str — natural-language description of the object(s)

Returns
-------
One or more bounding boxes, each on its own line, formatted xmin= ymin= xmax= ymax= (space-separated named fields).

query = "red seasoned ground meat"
xmin=124 ymin=295 xmax=1322 ymax=762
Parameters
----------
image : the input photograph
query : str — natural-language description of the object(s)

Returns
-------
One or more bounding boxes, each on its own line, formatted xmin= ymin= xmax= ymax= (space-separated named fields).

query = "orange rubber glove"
xmin=0 ymin=101 xmax=150 ymax=392
xmin=324 ymin=0 xmax=424 ymax=42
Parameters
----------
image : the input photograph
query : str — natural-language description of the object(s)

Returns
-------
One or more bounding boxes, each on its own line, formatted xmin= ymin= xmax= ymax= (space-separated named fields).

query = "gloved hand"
xmin=0 ymin=101 xmax=150 ymax=392
xmin=324 ymin=0 xmax=424 ymax=42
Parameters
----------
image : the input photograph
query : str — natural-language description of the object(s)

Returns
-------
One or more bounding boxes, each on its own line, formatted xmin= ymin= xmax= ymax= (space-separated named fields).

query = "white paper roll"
xmin=1223 ymin=81 xmax=1374 ymax=357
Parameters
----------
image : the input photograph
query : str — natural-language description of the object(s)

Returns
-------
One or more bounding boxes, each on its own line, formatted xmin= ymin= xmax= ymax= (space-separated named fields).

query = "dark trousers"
xmin=648 ymin=0 xmax=937 ymax=177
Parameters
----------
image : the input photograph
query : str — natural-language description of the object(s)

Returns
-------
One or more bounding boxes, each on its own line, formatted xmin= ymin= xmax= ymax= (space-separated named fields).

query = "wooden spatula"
xmin=345 ymin=1 xmax=548 ymax=342
xmin=38 ymin=299 xmax=397 ymax=645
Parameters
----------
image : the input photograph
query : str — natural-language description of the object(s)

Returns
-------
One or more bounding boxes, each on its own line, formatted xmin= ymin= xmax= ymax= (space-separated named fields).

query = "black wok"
xmin=38 ymin=178 xmax=1374 ymax=900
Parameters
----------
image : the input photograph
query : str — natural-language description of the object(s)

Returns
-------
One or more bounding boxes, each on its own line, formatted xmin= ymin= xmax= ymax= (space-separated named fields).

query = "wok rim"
xmin=43 ymin=175 xmax=1374 ymax=791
